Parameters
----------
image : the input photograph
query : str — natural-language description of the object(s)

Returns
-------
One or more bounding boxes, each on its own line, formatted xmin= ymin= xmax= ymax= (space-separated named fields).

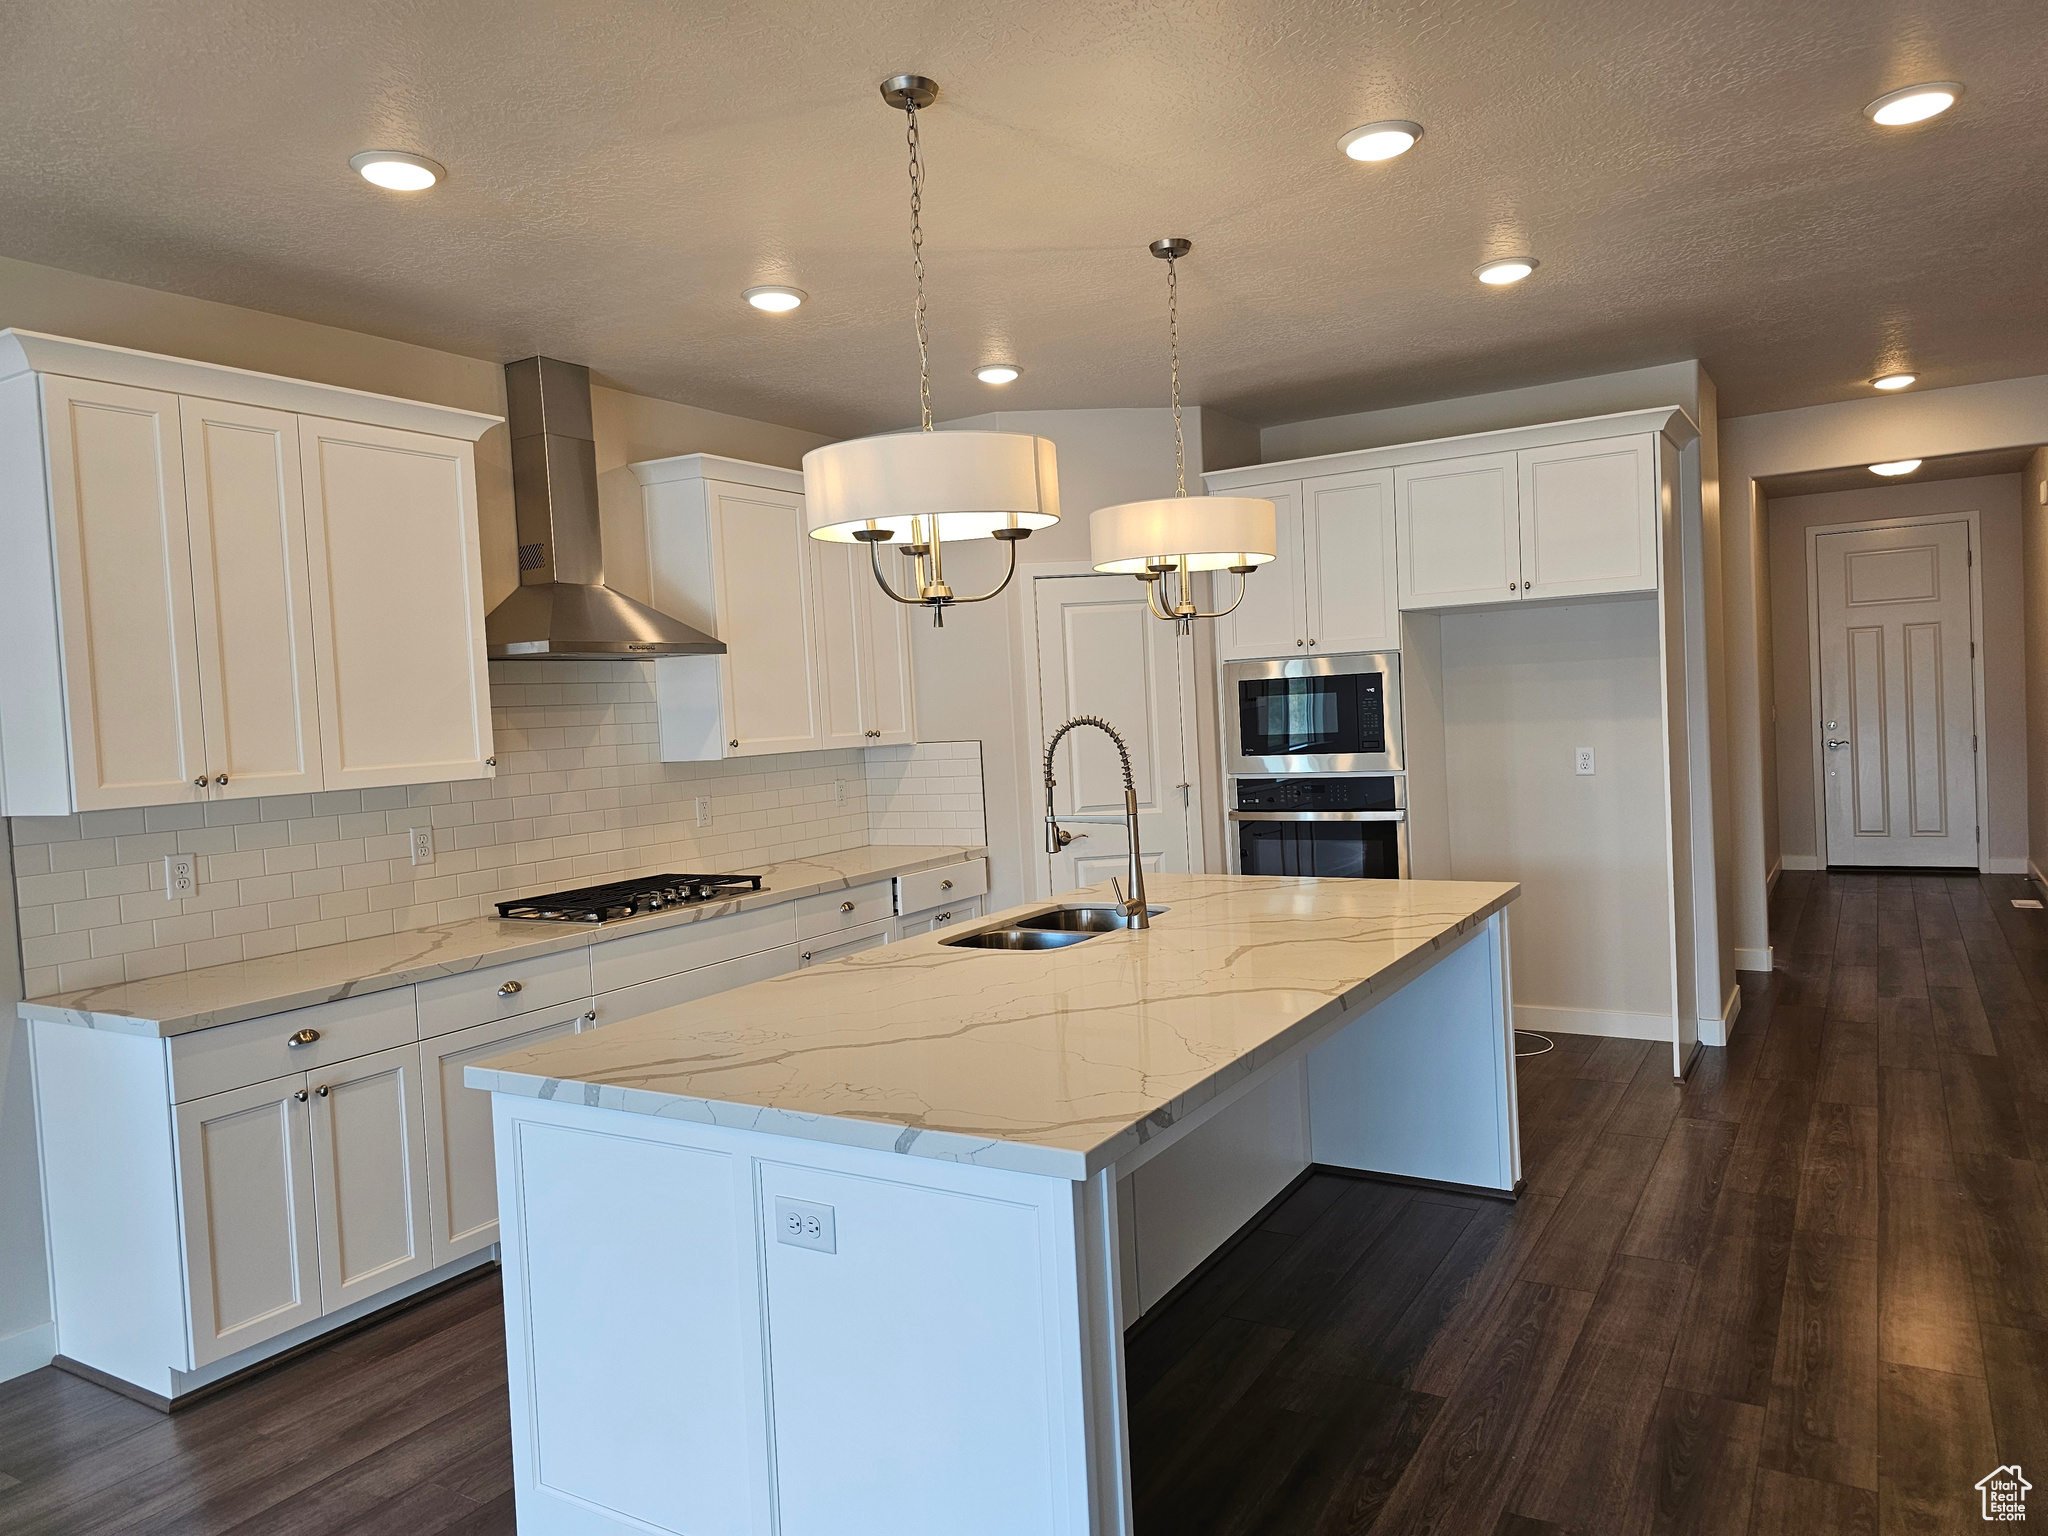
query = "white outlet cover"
xmin=695 ymin=796 xmax=711 ymax=827
xmin=408 ymin=826 xmax=435 ymax=865
xmin=774 ymin=1196 xmax=837 ymax=1254
xmin=1575 ymin=748 xmax=1596 ymax=775
xmin=163 ymin=854 xmax=197 ymax=900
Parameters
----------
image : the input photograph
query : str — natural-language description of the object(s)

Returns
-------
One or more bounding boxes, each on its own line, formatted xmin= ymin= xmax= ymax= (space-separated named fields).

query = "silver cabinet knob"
xmin=293 ymin=1089 xmax=308 ymax=1103
xmin=1509 ymin=584 xmax=1516 ymax=592
xmin=1307 ymin=639 xmax=1317 ymax=647
xmin=499 ymin=980 xmax=523 ymax=996
xmin=935 ymin=910 xmax=952 ymax=923
xmin=315 ymin=1084 xmax=329 ymax=1098
xmin=801 ymin=952 xmax=812 ymax=962
xmin=215 ymin=774 xmax=228 ymax=785
xmin=940 ymin=879 xmax=953 ymax=891
xmin=582 ymin=1009 xmax=597 ymax=1023
xmin=841 ymin=900 xmax=855 ymax=912
xmin=193 ymin=776 xmax=208 ymax=788
xmin=287 ymin=1028 xmax=320 ymax=1048
xmin=1295 ymin=638 xmax=1304 ymax=647
xmin=1522 ymin=581 xmax=1531 ymax=590
xmin=729 ymin=739 xmax=739 ymax=749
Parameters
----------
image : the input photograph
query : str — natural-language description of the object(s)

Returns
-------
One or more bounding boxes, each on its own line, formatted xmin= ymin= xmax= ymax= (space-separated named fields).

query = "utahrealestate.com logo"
xmin=1978 ymin=1465 xmax=2031 ymax=1522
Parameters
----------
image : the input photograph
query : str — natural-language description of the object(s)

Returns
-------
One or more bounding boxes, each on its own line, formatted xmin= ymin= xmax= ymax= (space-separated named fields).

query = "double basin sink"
xmin=941 ymin=904 xmax=1167 ymax=951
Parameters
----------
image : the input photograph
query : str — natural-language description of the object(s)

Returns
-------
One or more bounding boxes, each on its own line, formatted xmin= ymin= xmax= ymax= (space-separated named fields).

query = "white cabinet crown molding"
xmin=1201 ymin=405 xmax=1699 ymax=492
xmin=0 ymin=330 xmax=502 ymax=443
xmin=628 ymin=451 xmax=805 ymax=493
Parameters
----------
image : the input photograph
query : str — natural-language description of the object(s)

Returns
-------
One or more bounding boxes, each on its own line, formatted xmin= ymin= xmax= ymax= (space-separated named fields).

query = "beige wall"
xmin=1768 ymin=475 xmax=2027 ymax=869
xmin=2027 ymin=448 xmax=2048 ymax=883
xmin=1720 ymin=373 xmax=2048 ymax=959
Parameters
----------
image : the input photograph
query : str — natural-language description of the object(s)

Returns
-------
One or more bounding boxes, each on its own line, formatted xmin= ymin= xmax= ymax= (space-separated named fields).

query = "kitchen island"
xmin=468 ymin=872 xmax=1520 ymax=1536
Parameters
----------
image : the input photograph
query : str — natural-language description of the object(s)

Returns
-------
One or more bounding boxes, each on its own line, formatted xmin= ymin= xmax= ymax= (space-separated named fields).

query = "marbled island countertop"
xmin=468 ymin=874 xmax=1519 ymax=1181
xmin=18 ymin=844 xmax=984 ymax=1037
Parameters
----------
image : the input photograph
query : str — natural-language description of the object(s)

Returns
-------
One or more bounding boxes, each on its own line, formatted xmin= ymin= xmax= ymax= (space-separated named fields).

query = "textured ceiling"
xmin=1761 ymin=446 xmax=2038 ymax=499
xmin=1 ymin=0 xmax=2042 ymax=437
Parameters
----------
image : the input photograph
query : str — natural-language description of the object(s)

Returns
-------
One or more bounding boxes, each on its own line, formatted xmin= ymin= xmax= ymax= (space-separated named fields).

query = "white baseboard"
xmin=1735 ymin=947 xmax=1773 ymax=974
xmin=2030 ymin=859 xmax=2048 ymax=891
xmin=1984 ymin=857 xmax=2028 ymax=875
xmin=1780 ymin=854 xmax=1821 ymax=872
xmin=1766 ymin=860 xmax=1782 ymax=894
xmin=1514 ymin=1003 xmax=1670 ymax=1042
xmin=1699 ymin=982 xmax=1743 ymax=1049
xmin=0 ymin=1319 xmax=55 ymax=1384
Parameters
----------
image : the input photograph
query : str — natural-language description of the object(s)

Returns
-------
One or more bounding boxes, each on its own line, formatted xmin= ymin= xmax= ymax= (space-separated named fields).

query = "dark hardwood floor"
xmin=3 ymin=870 xmax=2044 ymax=1534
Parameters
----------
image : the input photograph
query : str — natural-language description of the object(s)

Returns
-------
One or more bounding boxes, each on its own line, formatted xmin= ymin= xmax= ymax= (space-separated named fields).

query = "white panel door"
xmin=861 ymin=566 xmax=917 ymax=745
xmin=1217 ymin=482 xmax=1306 ymax=661
xmin=1517 ymin=435 xmax=1658 ymax=600
xmin=1395 ymin=453 xmax=1521 ymax=609
xmin=421 ymin=1003 xmax=591 ymax=1267
xmin=1033 ymin=574 xmax=1195 ymax=896
xmin=1816 ymin=520 xmax=1979 ymax=868
xmin=709 ymin=481 xmax=823 ymax=756
xmin=306 ymin=1040 xmax=433 ymax=1312
xmin=297 ymin=417 xmax=493 ymax=790
xmin=1301 ymin=468 xmax=1398 ymax=654
xmin=179 ymin=399 xmax=324 ymax=800
xmin=40 ymin=376 xmax=208 ymax=810
xmin=174 ymin=1072 xmax=322 ymax=1368
xmin=808 ymin=537 xmax=870 ymax=750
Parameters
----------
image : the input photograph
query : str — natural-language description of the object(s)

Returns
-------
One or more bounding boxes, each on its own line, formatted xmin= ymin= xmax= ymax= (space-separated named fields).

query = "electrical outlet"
xmin=695 ymin=796 xmax=712 ymax=828
xmin=775 ymin=1196 xmax=836 ymax=1254
xmin=834 ymin=779 xmax=846 ymax=806
xmin=163 ymin=854 xmax=197 ymax=900
xmin=1575 ymin=747 xmax=1597 ymax=776
xmin=408 ymin=826 xmax=435 ymax=866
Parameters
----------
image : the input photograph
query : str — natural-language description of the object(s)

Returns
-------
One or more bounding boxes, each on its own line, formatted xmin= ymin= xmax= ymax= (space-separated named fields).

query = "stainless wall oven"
xmin=1225 ymin=651 xmax=1403 ymax=776
xmin=1231 ymin=776 xmax=1407 ymax=881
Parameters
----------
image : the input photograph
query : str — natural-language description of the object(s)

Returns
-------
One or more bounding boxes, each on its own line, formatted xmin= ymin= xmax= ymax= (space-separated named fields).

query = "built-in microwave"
xmin=1224 ymin=651 xmax=1403 ymax=776
xmin=1230 ymin=775 xmax=1407 ymax=880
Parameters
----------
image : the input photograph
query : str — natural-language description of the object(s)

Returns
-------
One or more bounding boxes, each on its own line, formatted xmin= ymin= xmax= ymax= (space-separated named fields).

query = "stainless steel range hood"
xmin=484 ymin=356 xmax=725 ymax=658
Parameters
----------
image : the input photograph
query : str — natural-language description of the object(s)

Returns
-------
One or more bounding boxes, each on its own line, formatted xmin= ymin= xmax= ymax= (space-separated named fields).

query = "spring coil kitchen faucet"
xmin=1043 ymin=715 xmax=1150 ymax=929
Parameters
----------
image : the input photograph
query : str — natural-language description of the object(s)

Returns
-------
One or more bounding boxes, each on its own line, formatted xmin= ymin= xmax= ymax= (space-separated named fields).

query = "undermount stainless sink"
xmin=940 ymin=927 xmax=1094 ymax=951
xmin=1016 ymin=905 xmax=1168 ymax=933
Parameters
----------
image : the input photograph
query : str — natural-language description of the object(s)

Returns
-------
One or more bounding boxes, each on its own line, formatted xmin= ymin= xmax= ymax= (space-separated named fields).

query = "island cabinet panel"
xmin=305 ymin=1040 xmax=434 ymax=1311
xmin=297 ymin=417 xmax=494 ymax=790
xmin=174 ymin=1071 xmax=323 ymax=1369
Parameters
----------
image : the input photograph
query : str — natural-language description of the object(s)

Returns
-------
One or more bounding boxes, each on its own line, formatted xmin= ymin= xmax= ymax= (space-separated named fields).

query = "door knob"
xmin=1826 ymin=738 xmax=1849 ymax=750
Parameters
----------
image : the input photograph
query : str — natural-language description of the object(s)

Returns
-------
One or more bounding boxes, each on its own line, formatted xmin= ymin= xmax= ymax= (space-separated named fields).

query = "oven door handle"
xmin=1229 ymin=810 xmax=1407 ymax=823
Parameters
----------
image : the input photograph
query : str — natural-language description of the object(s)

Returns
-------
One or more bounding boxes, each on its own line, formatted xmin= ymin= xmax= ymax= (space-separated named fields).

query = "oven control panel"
xmin=1233 ymin=776 xmax=1401 ymax=813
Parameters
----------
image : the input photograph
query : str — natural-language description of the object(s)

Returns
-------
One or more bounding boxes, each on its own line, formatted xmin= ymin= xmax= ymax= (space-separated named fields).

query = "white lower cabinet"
xmin=174 ymin=1072 xmax=323 ymax=1369
xmin=897 ymin=896 xmax=983 ymax=938
xmin=305 ymin=1041 xmax=435 ymax=1312
xmin=421 ymin=1003 xmax=595 ymax=1267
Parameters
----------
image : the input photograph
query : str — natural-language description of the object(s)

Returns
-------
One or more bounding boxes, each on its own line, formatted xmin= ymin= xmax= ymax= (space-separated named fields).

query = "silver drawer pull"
xmin=316 ymin=1084 xmax=330 ymax=1098
xmin=499 ymin=980 xmax=523 ymax=996
xmin=287 ymin=1028 xmax=320 ymax=1048
xmin=582 ymin=1009 xmax=597 ymax=1023
xmin=940 ymin=879 xmax=953 ymax=890
xmin=293 ymin=1089 xmax=308 ymax=1103
xmin=841 ymin=900 xmax=856 ymax=913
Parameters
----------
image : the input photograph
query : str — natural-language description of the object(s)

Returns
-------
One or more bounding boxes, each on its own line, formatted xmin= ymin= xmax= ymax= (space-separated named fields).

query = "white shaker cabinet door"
xmin=179 ymin=399 xmax=325 ymax=800
xmin=306 ymin=1041 xmax=434 ymax=1313
xmin=1301 ymin=468 xmax=1398 ymax=654
xmin=809 ymin=536 xmax=870 ymax=750
xmin=861 ymin=566 xmax=917 ymax=745
xmin=896 ymin=897 xmax=981 ymax=938
xmin=708 ymin=481 xmax=823 ymax=756
xmin=1217 ymin=482 xmax=1305 ymax=661
xmin=40 ymin=376 xmax=209 ymax=810
xmin=421 ymin=1003 xmax=591 ymax=1267
xmin=174 ymin=1072 xmax=322 ymax=1369
xmin=297 ymin=417 xmax=494 ymax=790
xmin=1395 ymin=453 xmax=1522 ymax=610
xmin=1516 ymin=436 xmax=1659 ymax=600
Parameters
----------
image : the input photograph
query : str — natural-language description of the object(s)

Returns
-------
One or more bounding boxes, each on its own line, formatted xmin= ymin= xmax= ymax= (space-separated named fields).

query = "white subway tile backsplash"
xmin=8 ymin=662 xmax=985 ymax=986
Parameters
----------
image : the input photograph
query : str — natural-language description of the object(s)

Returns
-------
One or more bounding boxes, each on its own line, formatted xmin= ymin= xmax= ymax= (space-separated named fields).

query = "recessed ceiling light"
xmin=1475 ymin=258 xmax=1539 ymax=286
xmin=1863 ymin=82 xmax=1963 ymax=126
xmin=1870 ymin=459 xmax=1922 ymax=476
xmin=743 ymin=285 xmax=806 ymax=313
xmin=1339 ymin=121 xmax=1423 ymax=162
xmin=1872 ymin=372 xmax=1917 ymax=391
xmin=348 ymin=150 xmax=444 ymax=191
xmin=974 ymin=364 xmax=1021 ymax=385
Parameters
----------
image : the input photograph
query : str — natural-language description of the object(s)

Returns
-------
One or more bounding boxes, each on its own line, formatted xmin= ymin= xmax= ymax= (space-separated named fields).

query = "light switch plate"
xmin=1575 ymin=747 xmax=1596 ymax=776
xmin=775 ymin=1196 xmax=837 ymax=1254
xmin=163 ymin=854 xmax=197 ymax=900
xmin=408 ymin=826 xmax=435 ymax=866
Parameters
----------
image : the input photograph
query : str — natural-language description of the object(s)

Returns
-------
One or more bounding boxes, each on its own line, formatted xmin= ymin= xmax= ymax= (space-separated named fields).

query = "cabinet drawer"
xmin=415 ymin=947 xmax=593 ymax=1040
xmin=800 ymin=918 xmax=895 ymax=966
xmin=588 ymin=904 xmax=798 ymax=994
xmin=795 ymin=881 xmax=894 ymax=939
xmin=897 ymin=897 xmax=982 ymax=938
xmin=170 ymin=987 xmax=419 ymax=1104
xmin=895 ymin=859 xmax=989 ymax=917
xmin=595 ymin=943 xmax=802 ymax=1028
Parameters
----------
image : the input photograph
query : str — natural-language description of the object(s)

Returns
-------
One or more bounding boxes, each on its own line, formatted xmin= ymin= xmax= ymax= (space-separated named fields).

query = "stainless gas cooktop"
xmin=494 ymin=873 xmax=766 ymax=925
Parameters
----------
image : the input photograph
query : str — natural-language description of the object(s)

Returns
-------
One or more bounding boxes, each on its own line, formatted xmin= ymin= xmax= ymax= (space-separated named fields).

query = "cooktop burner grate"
xmin=494 ymin=873 xmax=766 ymax=924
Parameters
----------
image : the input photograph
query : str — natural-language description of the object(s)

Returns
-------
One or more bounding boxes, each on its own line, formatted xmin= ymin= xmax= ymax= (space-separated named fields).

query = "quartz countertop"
xmin=467 ymin=874 xmax=1518 ymax=1181
xmin=18 ymin=844 xmax=985 ymax=1038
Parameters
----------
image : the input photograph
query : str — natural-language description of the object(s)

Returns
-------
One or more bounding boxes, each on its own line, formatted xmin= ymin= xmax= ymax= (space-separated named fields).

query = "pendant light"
xmin=802 ymin=76 xmax=1060 ymax=627
xmin=1089 ymin=239 xmax=1276 ymax=635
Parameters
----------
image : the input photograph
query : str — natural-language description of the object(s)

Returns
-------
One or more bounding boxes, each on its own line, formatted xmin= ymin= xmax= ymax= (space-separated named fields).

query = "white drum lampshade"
xmin=1090 ymin=496 xmax=1278 ymax=574
xmin=803 ymin=431 xmax=1061 ymax=542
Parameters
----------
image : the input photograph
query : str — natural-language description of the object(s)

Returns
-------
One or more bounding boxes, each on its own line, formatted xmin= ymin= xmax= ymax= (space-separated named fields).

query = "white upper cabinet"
xmin=298 ymin=417 xmax=494 ymax=789
xmin=1517 ymin=436 xmax=1659 ymax=600
xmin=180 ymin=399 xmax=324 ymax=800
xmin=637 ymin=453 xmax=916 ymax=761
xmin=0 ymin=331 xmax=502 ymax=816
xmin=1395 ymin=452 xmax=1521 ymax=609
xmin=1302 ymin=469 xmax=1399 ymax=654
xmin=1217 ymin=482 xmax=1306 ymax=661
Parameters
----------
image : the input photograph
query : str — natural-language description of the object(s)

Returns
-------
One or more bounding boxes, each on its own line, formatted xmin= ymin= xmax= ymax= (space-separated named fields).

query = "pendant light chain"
xmin=1167 ymin=252 xmax=1185 ymax=497
xmin=906 ymin=103 xmax=933 ymax=433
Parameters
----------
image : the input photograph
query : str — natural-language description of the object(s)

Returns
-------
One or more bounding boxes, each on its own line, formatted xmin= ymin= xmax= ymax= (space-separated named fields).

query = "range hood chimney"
xmin=484 ymin=356 xmax=725 ymax=658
